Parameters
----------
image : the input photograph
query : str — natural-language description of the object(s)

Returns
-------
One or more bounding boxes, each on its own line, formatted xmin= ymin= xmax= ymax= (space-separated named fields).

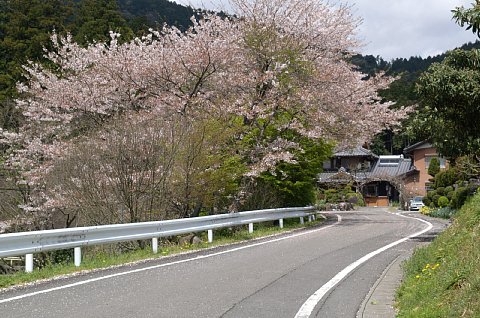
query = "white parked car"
xmin=409 ymin=196 xmax=425 ymax=211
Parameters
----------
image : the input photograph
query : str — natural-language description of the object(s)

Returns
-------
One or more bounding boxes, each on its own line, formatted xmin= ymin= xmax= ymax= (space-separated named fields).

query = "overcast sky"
xmin=173 ymin=0 xmax=479 ymax=60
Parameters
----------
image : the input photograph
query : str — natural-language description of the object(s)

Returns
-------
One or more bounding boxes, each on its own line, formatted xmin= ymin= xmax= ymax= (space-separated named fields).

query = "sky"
xmin=172 ymin=0 xmax=479 ymax=60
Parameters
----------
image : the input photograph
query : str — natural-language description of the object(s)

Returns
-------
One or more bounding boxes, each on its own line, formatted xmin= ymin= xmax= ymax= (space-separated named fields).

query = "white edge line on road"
xmin=294 ymin=213 xmax=433 ymax=318
xmin=0 ymin=214 xmax=342 ymax=304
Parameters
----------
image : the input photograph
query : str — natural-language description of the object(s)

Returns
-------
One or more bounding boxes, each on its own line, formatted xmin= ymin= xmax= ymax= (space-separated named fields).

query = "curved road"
xmin=0 ymin=208 xmax=447 ymax=318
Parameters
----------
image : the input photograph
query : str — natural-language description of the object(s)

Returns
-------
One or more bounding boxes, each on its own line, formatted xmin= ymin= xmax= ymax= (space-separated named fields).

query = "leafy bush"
xmin=432 ymin=194 xmax=441 ymax=207
xmin=316 ymin=199 xmax=327 ymax=211
xmin=324 ymin=189 xmax=338 ymax=203
xmin=446 ymin=190 xmax=455 ymax=200
xmin=445 ymin=186 xmax=454 ymax=193
xmin=435 ymin=187 xmax=445 ymax=196
xmin=437 ymin=196 xmax=449 ymax=208
xmin=321 ymin=184 xmax=364 ymax=206
xmin=422 ymin=196 xmax=432 ymax=207
xmin=451 ymin=187 xmax=470 ymax=209
xmin=428 ymin=157 xmax=440 ymax=177
xmin=434 ymin=168 xmax=459 ymax=188
xmin=430 ymin=207 xmax=457 ymax=219
xmin=420 ymin=206 xmax=431 ymax=215
xmin=346 ymin=192 xmax=365 ymax=206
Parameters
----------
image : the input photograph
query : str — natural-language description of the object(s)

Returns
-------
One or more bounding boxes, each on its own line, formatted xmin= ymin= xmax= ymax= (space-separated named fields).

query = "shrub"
xmin=446 ymin=190 xmax=455 ymax=200
xmin=420 ymin=206 xmax=431 ymax=215
xmin=422 ymin=197 xmax=432 ymax=207
xmin=430 ymin=207 xmax=457 ymax=219
xmin=445 ymin=186 xmax=454 ymax=193
xmin=428 ymin=157 xmax=440 ymax=177
xmin=324 ymin=189 xmax=338 ymax=203
xmin=432 ymin=194 xmax=441 ymax=207
xmin=434 ymin=168 xmax=459 ymax=188
xmin=437 ymin=196 xmax=449 ymax=208
xmin=435 ymin=187 xmax=445 ymax=196
xmin=450 ymin=187 xmax=469 ymax=209
xmin=316 ymin=199 xmax=327 ymax=211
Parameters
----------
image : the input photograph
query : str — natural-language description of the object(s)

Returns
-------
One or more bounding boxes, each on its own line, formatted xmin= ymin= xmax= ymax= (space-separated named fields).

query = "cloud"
xmin=345 ymin=0 xmax=478 ymax=59
xmin=172 ymin=0 xmax=479 ymax=60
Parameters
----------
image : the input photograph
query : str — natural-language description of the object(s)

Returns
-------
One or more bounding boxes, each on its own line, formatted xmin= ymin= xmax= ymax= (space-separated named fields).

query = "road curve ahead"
xmin=0 ymin=208 xmax=447 ymax=318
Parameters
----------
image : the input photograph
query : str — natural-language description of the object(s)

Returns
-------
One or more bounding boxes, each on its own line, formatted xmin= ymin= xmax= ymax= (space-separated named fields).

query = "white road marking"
xmin=294 ymin=213 xmax=433 ymax=318
xmin=0 ymin=214 xmax=342 ymax=304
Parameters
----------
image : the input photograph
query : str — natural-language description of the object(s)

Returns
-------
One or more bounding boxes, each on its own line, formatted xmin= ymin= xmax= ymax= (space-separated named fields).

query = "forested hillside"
xmin=117 ymin=0 xmax=196 ymax=32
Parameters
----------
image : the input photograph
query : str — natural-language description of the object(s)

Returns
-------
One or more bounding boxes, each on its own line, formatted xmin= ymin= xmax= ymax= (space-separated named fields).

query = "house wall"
xmin=405 ymin=146 xmax=448 ymax=196
xmin=404 ymin=174 xmax=422 ymax=197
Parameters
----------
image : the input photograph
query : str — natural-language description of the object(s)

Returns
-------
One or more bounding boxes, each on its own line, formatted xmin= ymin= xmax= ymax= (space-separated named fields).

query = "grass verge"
xmin=396 ymin=193 xmax=480 ymax=317
xmin=0 ymin=216 xmax=323 ymax=290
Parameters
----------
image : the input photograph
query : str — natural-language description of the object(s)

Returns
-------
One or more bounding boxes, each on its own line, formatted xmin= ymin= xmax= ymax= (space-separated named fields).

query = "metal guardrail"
xmin=0 ymin=206 xmax=317 ymax=272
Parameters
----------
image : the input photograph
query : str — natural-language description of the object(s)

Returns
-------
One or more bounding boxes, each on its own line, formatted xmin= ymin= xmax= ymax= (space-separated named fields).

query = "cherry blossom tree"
xmin=1 ymin=0 xmax=411 ymax=226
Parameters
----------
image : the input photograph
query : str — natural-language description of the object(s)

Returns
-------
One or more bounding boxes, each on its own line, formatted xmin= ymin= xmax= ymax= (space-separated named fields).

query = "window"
xmin=425 ymin=156 xmax=446 ymax=169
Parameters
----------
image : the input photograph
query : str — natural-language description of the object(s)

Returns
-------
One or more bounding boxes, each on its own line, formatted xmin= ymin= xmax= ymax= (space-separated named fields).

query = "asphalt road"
xmin=0 ymin=208 xmax=447 ymax=318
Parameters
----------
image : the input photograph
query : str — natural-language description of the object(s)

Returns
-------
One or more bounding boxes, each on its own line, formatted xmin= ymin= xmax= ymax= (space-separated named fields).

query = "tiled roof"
xmin=369 ymin=156 xmax=414 ymax=178
xmin=318 ymin=155 xmax=416 ymax=183
xmin=333 ymin=146 xmax=378 ymax=158
xmin=403 ymin=141 xmax=432 ymax=153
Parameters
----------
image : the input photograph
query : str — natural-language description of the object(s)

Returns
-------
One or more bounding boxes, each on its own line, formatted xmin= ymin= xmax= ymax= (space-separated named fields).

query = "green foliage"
xmin=435 ymin=186 xmax=445 ymax=196
xmin=454 ymin=155 xmax=480 ymax=180
xmin=422 ymin=196 xmax=431 ymax=207
xmin=72 ymin=0 xmax=134 ymax=45
xmin=319 ymin=184 xmax=364 ymax=206
xmin=453 ymin=1 xmax=480 ymax=37
xmin=430 ymin=207 xmax=457 ymax=219
xmin=117 ymin=0 xmax=197 ymax=32
xmin=416 ymin=49 xmax=480 ymax=158
xmin=0 ymin=0 xmax=74 ymax=120
xmin=323 ymin=189 xmax=339 ymax=203
xmin=428 ymin=157 xmax=440 ymax=177
xmin=435 ymin=168 xmax=459 ymax=188
xmin=450 ymin=185 xmax=479 ymax=209
xmin=396 ymin=193 xmax=480 ymax=317
xmin=259 ymin=137 xmax=332 ymax=207
xmin=437 ymin=196 xmax=449 ymax=208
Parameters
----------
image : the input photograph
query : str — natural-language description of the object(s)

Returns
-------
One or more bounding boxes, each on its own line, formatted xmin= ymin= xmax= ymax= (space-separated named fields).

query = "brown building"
xmin=403 ymin=141 xmax=447 ymax=197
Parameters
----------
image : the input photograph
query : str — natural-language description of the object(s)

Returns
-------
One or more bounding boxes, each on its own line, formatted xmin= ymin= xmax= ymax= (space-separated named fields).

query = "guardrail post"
xmin=279 ymin=219 xmax=284 ymax=229
xmin=25 ymin=253 xmax=33 ymax=273
xmin=74 ymin=247 xmax=82 ymax=267
xmin=300 ymin=217 xmax=304 ymax=225
xmin=152 ymin=238 xmax=158 ymax=254
xmin=308 ymin=215 xmax=313 ymax=222
xmin=208 ymin=230 xmax=213 ymax=243
xmin=248 ymin=223 xmax=254 ymax=233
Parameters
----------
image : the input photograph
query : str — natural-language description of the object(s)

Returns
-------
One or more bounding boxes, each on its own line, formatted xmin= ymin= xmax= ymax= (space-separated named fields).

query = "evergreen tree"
xmin=73 ymin=0 xmax=133 ymax=45
xmin=0 ymin=0 xmax=74 ymax=129
xmin=428 ymin=157 xmax=440 ymax=177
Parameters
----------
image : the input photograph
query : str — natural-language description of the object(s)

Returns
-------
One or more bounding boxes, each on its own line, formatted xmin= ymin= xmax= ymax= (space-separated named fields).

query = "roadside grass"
xmin=0 ymin=216 xmax=323 ymax=290
xmin=396 ymin=193 xmax=480 ymax=317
